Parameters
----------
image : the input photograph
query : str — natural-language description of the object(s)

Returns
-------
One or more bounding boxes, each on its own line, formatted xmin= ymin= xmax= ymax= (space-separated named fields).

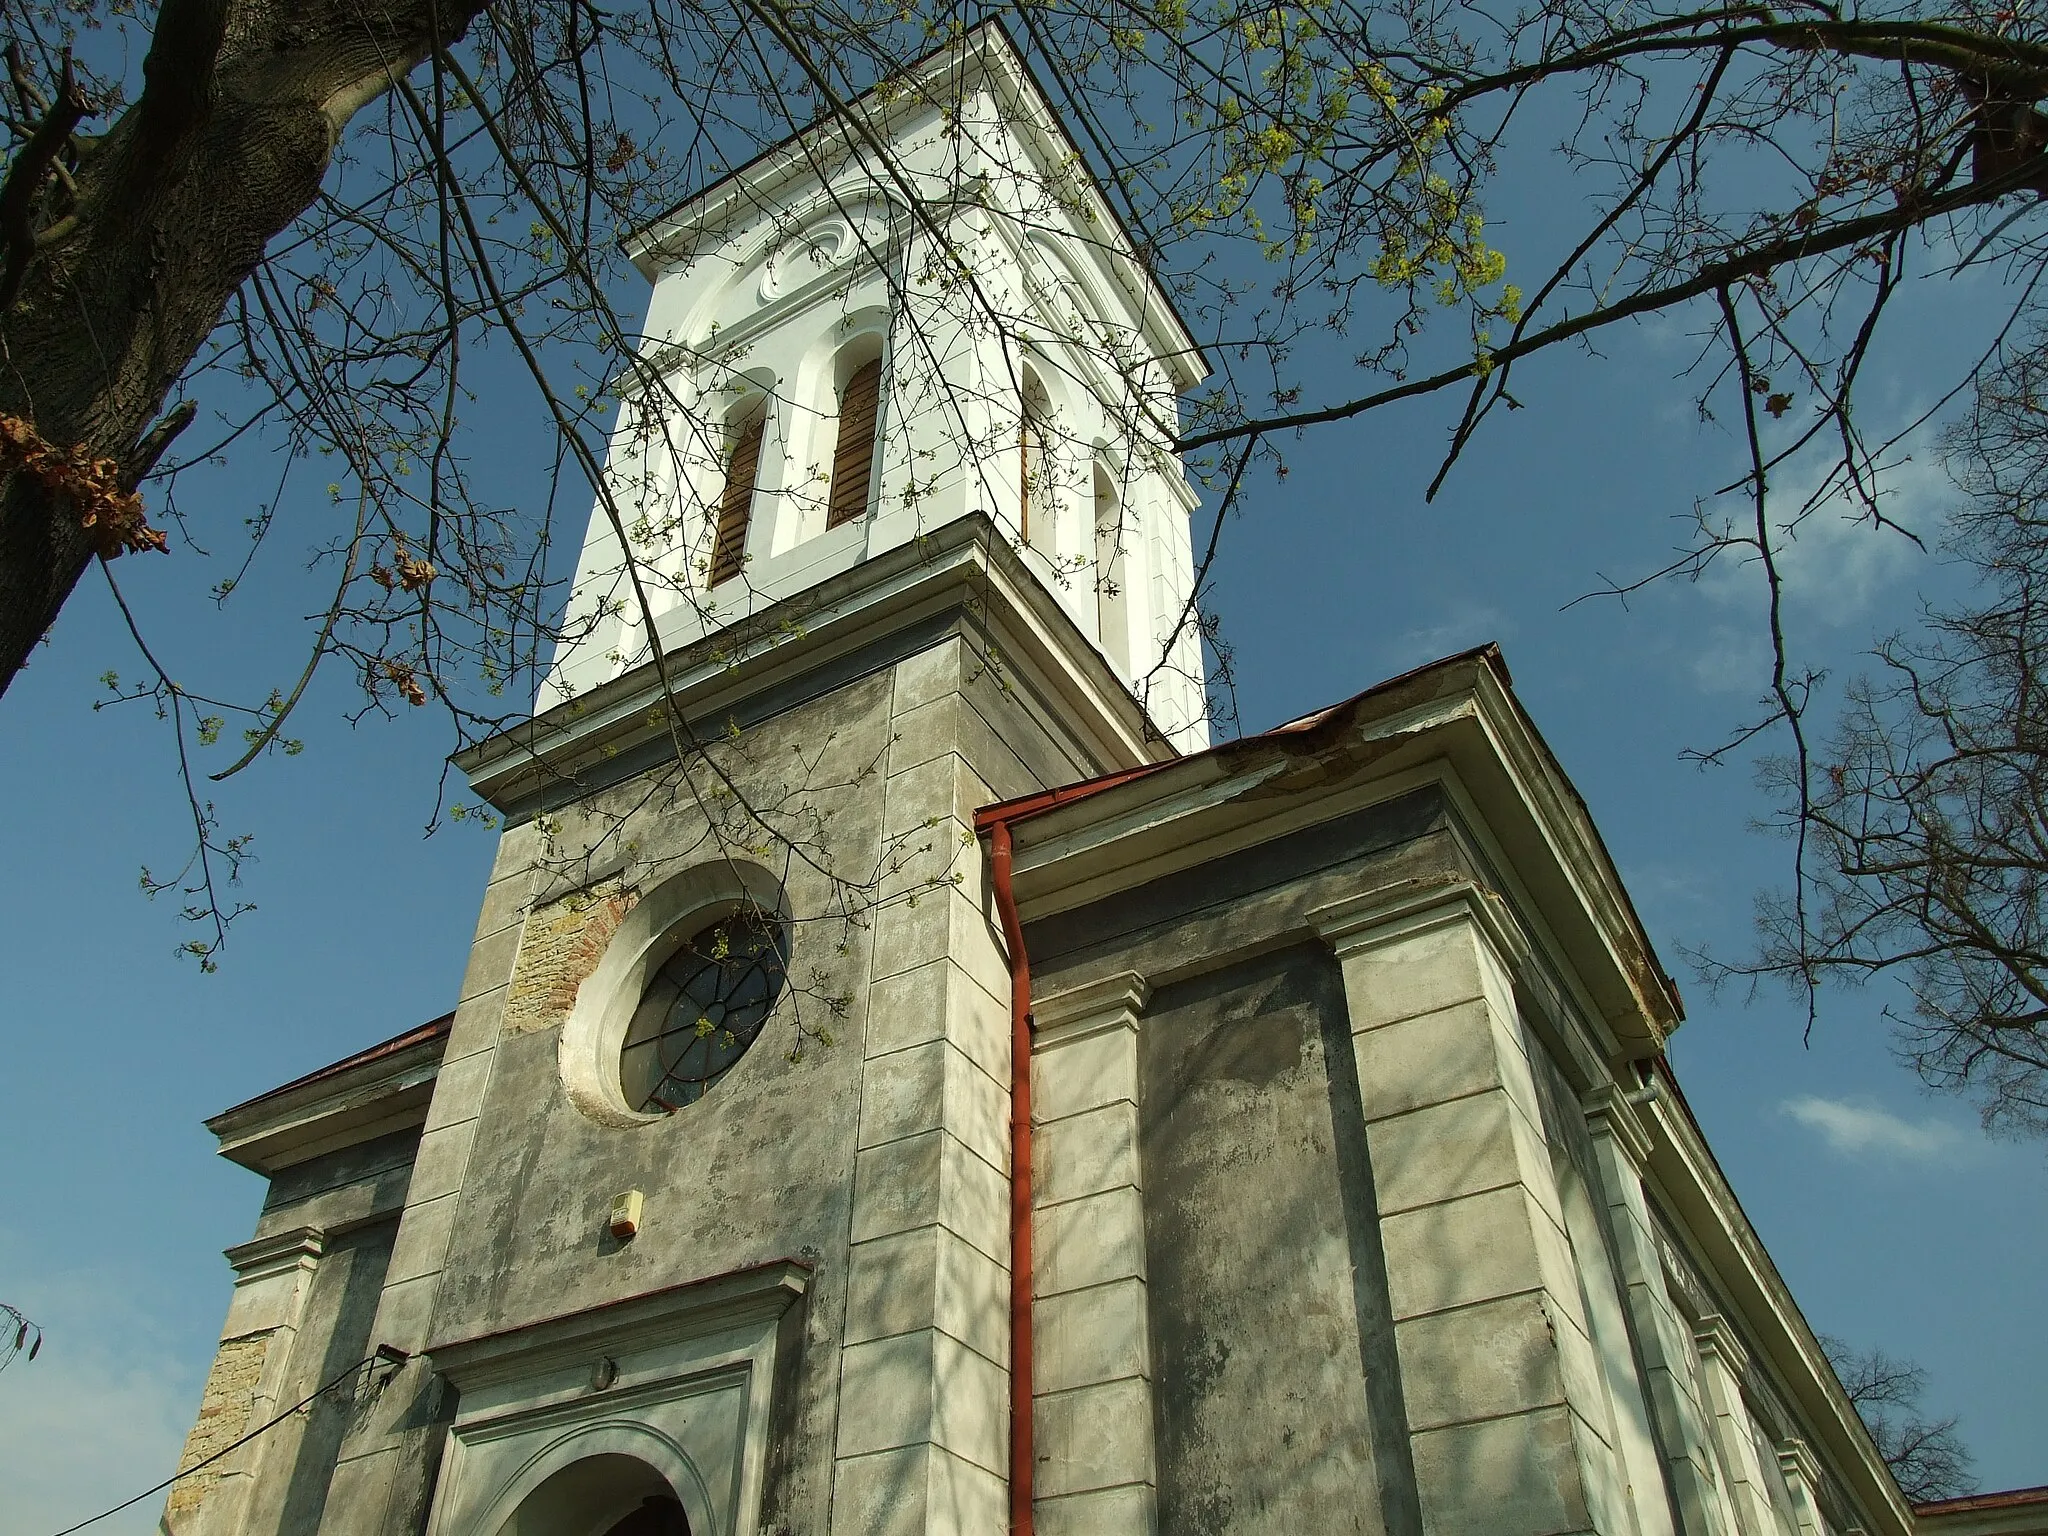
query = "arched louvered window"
xmin=1093 ymin=462 xmax=1131 ymax=674
xmin=710 ymin=410 xmax=764 ymax=587
xmin=827 ymin=358 xmax=883 ymax=529
xmin=1020 ymin=374 xmax=1049 ymax=544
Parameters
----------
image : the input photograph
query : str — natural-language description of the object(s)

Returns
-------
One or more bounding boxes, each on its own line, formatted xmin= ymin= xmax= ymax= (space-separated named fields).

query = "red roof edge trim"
xmin=973 ymin=641 xmax=1508 ymax=837
xmin=1915 ymin=1485 xmax=2048 ymax=1515
xmin=973 ymin=761 xmax=1174 ymax=833
xmin=214 ymin=1012 xmax=455 ymax=1120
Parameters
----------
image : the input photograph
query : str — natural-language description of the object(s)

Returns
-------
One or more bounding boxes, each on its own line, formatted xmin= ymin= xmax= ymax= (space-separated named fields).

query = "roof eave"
xmin=986 ymin=645 xmax=1682 ymax=1053
xmin=206 ymin=1017 xmax=454 ymax=1176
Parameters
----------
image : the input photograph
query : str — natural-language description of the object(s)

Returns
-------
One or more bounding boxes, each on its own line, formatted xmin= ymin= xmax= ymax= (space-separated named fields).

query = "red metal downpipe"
xmin=981 ymin=767 xmax=1152 ymax=1533
xmin=988 ymin=817 xmax=1035 ymax=1536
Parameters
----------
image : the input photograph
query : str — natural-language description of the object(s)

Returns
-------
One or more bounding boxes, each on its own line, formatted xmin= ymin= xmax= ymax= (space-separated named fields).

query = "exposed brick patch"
xmin=502 ymin=880 xmax=638 ymax=1036
xmin=167 ymin=1330 xmax=271 ymax=1519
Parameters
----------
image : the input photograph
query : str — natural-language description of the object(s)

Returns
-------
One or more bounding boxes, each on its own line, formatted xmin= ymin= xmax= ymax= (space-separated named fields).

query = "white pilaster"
xmin=1777 ymin=1440 xmax=1830 ymax=1536
xmin=831 ymin=656 xmax=1014 ymax=1536
xmin=1694 ymin=1316 xmax=1791 ymax=1536
xmin=1030 ymin=972 xmax=1158 ymax=1535
xmin=1313 ymin=876 xmax=1632 ymax=1536
xmin=1584 ymin=1086 xmax=1740 ymax=1536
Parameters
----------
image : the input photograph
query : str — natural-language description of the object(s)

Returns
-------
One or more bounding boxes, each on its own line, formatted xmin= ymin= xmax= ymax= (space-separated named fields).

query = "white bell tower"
xmin=543 ymin=23 xmax=1211 ymax=751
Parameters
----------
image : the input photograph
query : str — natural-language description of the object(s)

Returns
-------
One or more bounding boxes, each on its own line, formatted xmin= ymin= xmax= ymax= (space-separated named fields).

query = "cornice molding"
xmin=1645 ymin=1087 xmax=1914 ymax=1536
xmin=1693 ymin=1311 xmax=1751 ymax=1377
xmin=1583 ymin=1083 xmax=1657 ymax=1169
xmin=1779 ymin=1436 xmax=1823 ymax=1491
xmin=620 ymin=23 xmax=1204 ymax=390
xmin=207 ymin=1037 xmax=446 ymax=1177
xmin=1309 ymin=873 xmax=1528 ymax=975
xmin=429 ymin=1260 xmax=810 ymax=1395
xmin=1032 ymin=970 xmax=1148 ymax=1049
xmin=457 ymin=514 xmax=1164 ymax=817
xmin=224 ymin=1226 xmax=325 ymax=1283
xmin=1000 ymin=651 xmax=1682 ymax=1056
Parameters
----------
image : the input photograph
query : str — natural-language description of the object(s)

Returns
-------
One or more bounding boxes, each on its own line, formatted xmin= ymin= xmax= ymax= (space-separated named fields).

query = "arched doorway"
xmin=598 ymin=1496 xmax=688 ymax=1536
xmin=493 ymin=1453 xmax=690 ymax=1536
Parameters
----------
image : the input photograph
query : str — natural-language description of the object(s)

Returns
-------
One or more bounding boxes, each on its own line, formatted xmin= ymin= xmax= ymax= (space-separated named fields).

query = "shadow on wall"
xmin=1135 ymin=946 xmax=1423 ymax=1536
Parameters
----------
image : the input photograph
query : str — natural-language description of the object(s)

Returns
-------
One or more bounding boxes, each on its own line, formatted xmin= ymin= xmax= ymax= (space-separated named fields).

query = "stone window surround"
xmin=556 ymin=858 xmax=788 ymax=1131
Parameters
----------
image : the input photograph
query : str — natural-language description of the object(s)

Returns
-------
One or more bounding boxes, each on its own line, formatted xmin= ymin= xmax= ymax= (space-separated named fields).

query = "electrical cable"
xmin=46 ymin=1345 xmax=407 ymax=1536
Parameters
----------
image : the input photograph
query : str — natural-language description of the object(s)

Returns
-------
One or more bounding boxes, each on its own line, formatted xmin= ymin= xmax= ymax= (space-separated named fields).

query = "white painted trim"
xmin=459 ymin=515 xmax=1166 ymax=812
xmin=1001 ymin=654 xmax=1681 ymax=1054
xmin=1647 ymin=1106 xmax=1912 ymax=1535
xmin=1583 ymin=1085 xmax=1657 ymax=1170
xmin=223 ymin=1226 xmax=325 ymax=1284
xmin=1308 ymin=873 xmax=1529 ymax=975
xmin=428 ymin=1263 xmax=808 ymax=1536
xmin=554 ymin=859 xmax=788 ymax=1130
xmin=1031 ymin=971 xmax=1148 ymax=1048
xmin=206 ymin=1041 xmax=444 ymax=1176
xmin=621 ymin=24 xmax=1205 ymax=392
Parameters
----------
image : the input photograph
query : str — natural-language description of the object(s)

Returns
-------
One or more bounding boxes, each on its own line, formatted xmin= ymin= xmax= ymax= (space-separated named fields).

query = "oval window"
xmin=619 ymin=911 xmax=788 ymax=1113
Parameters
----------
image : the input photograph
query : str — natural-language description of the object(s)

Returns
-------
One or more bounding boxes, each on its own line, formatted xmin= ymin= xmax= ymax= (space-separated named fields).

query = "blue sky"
xmin=4 ymin=88 xmax=2048 ymax=1536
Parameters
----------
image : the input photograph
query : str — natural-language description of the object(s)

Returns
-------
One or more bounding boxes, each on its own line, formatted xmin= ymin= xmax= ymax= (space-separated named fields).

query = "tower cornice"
xmin=457 ymin=511 xmax=1174 ymax=818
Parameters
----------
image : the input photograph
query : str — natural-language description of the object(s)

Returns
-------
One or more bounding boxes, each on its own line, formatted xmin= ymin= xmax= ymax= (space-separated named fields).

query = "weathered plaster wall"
xmin=307 ymin=618 xmax=1134 ymax=1536
xmin=1024 ymin=789 xmax=1463 ymax=1534
xmin=424 ymin=667 xmax=899 ymax=1534
xmin=256 ymin=1130 xmax=419 ymax=1241
xmin=1140 ymin=945 xmax=1403 ymax=1534
xmin=172 ymin=1333 xmax=273 ymax=1528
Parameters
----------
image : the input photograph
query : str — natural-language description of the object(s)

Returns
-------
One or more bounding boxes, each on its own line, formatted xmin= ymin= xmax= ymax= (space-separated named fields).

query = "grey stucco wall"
xmin=428 ymin=667 xmax=899 ymax=1533
xmin=1023 ymin=789 xmax=1465 ymax=1535
xmin=409 ymin=619 xmax=1129 ymax=1533
xmin=1140 ymin=944 xmax=1410 ymax=1534
xmin=258 ymin=1129 xmax=420 ymax=1241
xmin=1022 ymin=787 xmax=1459 ymax=977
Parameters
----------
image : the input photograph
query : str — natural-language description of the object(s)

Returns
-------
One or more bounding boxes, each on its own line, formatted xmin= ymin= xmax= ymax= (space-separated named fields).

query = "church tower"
xmin=166 ymin=20 xmax=1970 ymax=1536
xmin=171 ymin=23 xmax=1210 ymax=1536
xmin=538 ymin=23 xmax=1209 ymax=752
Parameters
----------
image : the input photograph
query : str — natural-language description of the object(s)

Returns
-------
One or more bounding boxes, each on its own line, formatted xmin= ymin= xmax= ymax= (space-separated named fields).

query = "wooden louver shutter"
xmin=710 ymin=415 xmax=763 ymax=586
xmin=827 ymin=360 xmax=883 ymax=529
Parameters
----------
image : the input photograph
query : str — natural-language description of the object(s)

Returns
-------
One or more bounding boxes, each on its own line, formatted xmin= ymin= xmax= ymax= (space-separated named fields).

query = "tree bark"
xmin=0 ymin=0 xmax=490 ymax=697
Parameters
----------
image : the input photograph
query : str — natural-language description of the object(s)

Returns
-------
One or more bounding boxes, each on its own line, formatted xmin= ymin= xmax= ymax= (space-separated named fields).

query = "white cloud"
xmin=1694 ymin=446 xmax=1946 ymax=627
xmin=1686 ymin=621 xmax=1770 ymax=697
xmin=0 ymin=1252 xmax=200 ymax=1536
xmin=1781 ymin=1094 xmax=1969 ymax=1161
xmin=1382 ymin=601 xmax=1514 ymax=673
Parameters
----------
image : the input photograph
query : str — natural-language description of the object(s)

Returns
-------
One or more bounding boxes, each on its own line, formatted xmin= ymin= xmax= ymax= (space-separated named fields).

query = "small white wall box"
xmin=609 ymin=1190 xmax=643 ymax=1239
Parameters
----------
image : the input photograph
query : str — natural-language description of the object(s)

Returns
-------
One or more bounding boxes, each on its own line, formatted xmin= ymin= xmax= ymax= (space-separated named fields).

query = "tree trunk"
xmin=0 ymin=0 xmax=490 ymax=697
